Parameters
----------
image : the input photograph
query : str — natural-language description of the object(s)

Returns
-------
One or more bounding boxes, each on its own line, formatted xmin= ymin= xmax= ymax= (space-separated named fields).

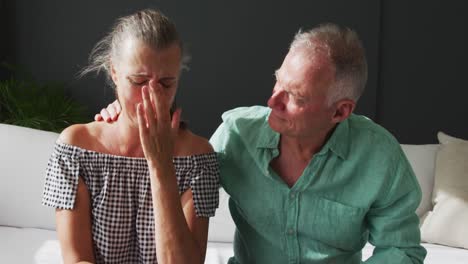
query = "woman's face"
xmin=111 ymin=38 xmax=182 ymax=123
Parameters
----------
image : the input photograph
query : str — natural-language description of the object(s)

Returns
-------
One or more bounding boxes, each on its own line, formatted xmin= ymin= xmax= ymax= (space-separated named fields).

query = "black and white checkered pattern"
xmin=42 ymin=142 xmax=220 ymax=264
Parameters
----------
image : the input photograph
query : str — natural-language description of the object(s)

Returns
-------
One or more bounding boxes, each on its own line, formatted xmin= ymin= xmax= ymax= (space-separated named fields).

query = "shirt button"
xmin=290 ymin=193 xmax=295 ymax=199
xmin=288 ymin=228 xmax=294 ymax=235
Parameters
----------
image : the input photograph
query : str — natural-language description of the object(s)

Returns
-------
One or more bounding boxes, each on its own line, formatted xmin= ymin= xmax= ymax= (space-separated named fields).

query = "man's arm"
xmin=364 ymin=153 xmax=427 ymax=264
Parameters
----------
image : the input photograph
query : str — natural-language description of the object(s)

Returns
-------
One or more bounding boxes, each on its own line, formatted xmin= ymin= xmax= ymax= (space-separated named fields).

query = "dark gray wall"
xmin=377 ymin=0 xmax=468 ymax=143
xmin=0 ymin=0 xmax=14 ymax=79
xmin=4 ymin=0 xmax=379 ymax=138
xmin=4 ymin=0 xmax=467 ymax=143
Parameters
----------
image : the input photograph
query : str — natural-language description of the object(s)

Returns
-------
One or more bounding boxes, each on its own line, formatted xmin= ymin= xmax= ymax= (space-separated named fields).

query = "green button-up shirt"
xmin=210 ymin=106 xmax=426 ymax=264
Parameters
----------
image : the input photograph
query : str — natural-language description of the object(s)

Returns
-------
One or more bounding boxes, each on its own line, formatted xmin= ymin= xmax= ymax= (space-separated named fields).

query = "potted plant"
xmin=0 ymin=64 xmax=88 ymax=133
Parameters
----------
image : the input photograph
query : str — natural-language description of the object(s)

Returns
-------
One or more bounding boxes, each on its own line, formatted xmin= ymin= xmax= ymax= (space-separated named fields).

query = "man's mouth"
xmin=269 ymin=110 xmax=285 ymax=121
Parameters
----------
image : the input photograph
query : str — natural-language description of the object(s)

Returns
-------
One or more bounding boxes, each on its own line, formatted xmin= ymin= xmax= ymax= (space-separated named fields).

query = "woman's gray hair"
xmin=290 ymin=23 xmax=368 ymax=105
xmin=80 ymin=9 xmax=189 ymax=86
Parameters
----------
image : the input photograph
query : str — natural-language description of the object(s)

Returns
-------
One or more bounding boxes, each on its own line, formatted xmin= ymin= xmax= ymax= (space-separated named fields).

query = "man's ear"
xmin=332 ymin=99 xmax=356 ymax=123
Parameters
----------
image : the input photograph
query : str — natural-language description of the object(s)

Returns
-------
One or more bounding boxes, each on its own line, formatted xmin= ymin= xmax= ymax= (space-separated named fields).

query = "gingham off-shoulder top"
xmin=42 ymin=142 xmax=219 ymax=264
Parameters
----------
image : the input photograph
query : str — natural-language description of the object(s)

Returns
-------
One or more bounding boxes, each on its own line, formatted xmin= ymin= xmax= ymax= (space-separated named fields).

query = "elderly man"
xmin=97 ymin=23 xmax=426 ymax=263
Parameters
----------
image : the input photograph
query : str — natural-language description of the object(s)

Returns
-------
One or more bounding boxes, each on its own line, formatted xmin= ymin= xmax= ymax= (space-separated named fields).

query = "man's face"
xmin=267 ymin=48 xmax=336 ymax=138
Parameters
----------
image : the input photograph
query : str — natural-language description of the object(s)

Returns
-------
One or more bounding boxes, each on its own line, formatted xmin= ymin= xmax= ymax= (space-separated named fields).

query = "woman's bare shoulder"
xmin=58 ymin=122 xmax=102 ymax=149
xmin=175 ymin=129 xmax=214 ymax=156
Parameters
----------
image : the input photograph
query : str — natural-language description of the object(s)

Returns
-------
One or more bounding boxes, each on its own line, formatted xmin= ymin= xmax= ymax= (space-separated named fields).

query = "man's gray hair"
xmin=80 ymin=9 xmax=189 ymax=85
xmin=290 ymin=23 xmax=368 ymax=105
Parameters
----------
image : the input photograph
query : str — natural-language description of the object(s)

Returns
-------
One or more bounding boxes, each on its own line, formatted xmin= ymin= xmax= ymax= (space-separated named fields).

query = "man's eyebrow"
xmin=274 ymin=70 xmax=304 ymax=96
xmin=289 ymin=90 xmax=304 ymax=98
xmin=281 ymin=83 xmax=308 ymax=99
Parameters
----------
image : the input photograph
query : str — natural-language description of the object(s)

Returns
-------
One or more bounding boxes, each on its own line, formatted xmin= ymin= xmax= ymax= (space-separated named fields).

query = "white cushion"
xmin=0 ymin=226 xmax=61 ymax=264
xmin=401 ymin=144 xmax=439 ymax=217
xmin=0 ymin=124 xmax=58 ymax=230
xmin=420 ymin=132 xmax=468 ymax=249
xmin=205 ymin=242 xmax=234 ymax=264
xmin=3 ymin=225 xmax=468 ymax=264
xmin=363 ymin=243 xmax=468 ymax=264
xmin=208 ymin=187 xmax=236 ymax=242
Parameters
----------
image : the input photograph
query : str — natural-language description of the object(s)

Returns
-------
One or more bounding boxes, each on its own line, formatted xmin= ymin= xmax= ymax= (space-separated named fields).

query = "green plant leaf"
xmin=0 ymin=70 xmax=88 ymax=132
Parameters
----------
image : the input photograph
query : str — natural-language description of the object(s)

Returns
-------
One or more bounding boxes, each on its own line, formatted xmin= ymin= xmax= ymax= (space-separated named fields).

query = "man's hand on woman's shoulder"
xmin=95 ymin=100 xmax=121 ymax=122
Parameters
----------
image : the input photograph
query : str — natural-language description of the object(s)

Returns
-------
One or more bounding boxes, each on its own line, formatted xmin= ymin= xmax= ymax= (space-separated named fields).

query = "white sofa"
xmin=1 ymin=123 xmax=467 ymax=263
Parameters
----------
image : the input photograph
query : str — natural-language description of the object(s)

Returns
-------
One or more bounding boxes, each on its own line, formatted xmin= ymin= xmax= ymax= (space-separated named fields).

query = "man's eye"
xmin=295 ymin=97 xmax=306 ymax=105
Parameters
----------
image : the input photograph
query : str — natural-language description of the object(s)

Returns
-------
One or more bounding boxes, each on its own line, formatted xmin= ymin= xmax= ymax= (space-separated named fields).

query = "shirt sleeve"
xmin=364 ymin=151 xmax=427 ymax=264
xmin=190 ymin=153 xmax=220 ymax=217
xmin=209 ymin=122 xmax=229 ymax=164
xmin=42 ymin=143 xmax=82 ymax=210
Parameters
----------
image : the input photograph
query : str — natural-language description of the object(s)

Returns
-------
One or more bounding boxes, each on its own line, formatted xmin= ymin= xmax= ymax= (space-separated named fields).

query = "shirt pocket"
xmin=298 ymin=196 xmax=367 ymax=252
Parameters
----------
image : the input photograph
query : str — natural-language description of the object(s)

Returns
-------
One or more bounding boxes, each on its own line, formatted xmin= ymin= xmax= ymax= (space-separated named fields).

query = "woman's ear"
xmin=332 ymin=99 xmax=356 ymax=123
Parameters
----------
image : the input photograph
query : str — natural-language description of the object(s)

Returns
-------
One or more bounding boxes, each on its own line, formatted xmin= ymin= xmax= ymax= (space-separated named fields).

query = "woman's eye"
xmin=159 ymin=82 xmax=173 ymax=89
xmin=129 ymin=79 xmax=147 ymax=86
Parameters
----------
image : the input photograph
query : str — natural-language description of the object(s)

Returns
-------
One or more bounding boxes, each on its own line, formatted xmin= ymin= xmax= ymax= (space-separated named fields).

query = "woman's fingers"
xmin=148 ymin=80 xmax=170 ymax=124
xmin=171 ymin=108 xmax=182 ymax=132
xmin=142 ymin=85 xmax=156 ymax=130
xmin=148 ymin=82 xmax=156 ymax=118
xmin=136 ymin=103 xmax=149 ymax=147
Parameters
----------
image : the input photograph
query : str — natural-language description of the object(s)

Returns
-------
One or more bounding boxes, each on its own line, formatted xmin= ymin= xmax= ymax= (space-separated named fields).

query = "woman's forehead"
xmin=116 ymin=39 xmax=181 ymax=73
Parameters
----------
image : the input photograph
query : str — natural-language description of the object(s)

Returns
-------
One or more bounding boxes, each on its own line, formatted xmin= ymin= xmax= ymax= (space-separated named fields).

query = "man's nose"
xmin=268 ymin=88 xmax=286 ymax=111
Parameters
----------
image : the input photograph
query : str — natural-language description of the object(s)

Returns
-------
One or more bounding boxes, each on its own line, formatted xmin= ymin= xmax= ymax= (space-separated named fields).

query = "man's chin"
xmin=267 ymin=116 xmax=283 ymax=133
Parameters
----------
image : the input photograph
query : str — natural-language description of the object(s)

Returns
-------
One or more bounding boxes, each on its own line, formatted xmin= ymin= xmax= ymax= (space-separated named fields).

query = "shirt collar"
xmin=318 ymin=116 xmax=350 ymax=160
xmin=256 ymin=111 xmax=351 ymax=160
xmin=256 ymin=111 xmax=280 ymax=149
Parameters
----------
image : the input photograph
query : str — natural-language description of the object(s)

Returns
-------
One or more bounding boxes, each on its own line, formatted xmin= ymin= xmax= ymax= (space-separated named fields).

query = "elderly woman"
xmin=42 ymin=9 xmax=219 ymax=264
